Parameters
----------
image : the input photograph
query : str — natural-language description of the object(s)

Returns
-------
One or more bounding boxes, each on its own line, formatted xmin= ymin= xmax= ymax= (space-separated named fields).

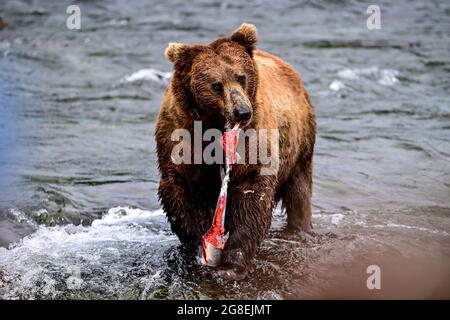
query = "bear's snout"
xmin=230 ymin=89 xmax=252 ymax=126
xmin=233 ymin=106 xmax=252 ymax=122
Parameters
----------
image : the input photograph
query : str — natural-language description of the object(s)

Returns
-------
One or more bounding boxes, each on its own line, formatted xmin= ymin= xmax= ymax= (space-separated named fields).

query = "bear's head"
xmin=165 ymin=23 xmax=258 ymax=129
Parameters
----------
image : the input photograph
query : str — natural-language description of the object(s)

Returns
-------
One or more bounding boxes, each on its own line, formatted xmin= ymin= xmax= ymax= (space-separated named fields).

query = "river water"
xmin=0 ymin=0 xmax=449 ymax=299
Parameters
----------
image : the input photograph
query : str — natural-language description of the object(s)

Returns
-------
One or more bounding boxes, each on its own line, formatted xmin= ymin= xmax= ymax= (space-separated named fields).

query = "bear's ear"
xmin=230 ymin=23 xmax=257 ymax=53
xmin=164 ymin=42 xmax=189 ymax=64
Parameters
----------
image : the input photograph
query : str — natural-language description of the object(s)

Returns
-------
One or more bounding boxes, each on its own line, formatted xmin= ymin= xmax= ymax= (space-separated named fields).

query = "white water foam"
xmin=123 ymin=68 xmax=172 ymax=84
xmin=313 ymin=212 xmax=345 ymax=226
xmin=0 ymin=206 xmax=174 ymax=299
xmin=92 ymin=206 xmax=164 ymax=227
xmin=373 ymin=222 xmax=449 ymax=236
xmin=329 ymin=80 xmax=345 ymax=91
xmin=330 ymin=66 xmax=400 ymax=91
xmin=7 ymin=208 xmax=38 ymax=228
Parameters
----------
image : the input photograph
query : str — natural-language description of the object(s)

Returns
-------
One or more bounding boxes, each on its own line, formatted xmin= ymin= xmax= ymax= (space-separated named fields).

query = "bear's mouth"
xmin=226 ymin=118 xmax=252 ymax=130
xmin=238 ymin=118 xmax=251 ymax=128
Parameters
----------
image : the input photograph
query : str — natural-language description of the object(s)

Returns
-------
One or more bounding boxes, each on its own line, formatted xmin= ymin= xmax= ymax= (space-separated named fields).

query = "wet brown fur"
xmin=155 ymin=23 xmax=316 ymax=275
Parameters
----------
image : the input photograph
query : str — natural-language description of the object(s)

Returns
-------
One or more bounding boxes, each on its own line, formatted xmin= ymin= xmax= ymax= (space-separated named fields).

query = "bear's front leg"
xmin=219 ymin=173 xmax=276 ymax=280
xmin=159 ymin=170 xmax=220 ymax=244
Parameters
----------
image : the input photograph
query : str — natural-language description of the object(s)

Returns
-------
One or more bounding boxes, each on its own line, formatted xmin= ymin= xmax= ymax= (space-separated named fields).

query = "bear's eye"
xmin=237 ymin=75 xmax=246 ymax=87
xmin=212 ymin=82 xmax=224 ymax=94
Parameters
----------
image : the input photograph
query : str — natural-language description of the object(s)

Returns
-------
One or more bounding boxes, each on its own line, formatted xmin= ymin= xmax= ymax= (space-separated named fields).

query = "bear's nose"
xmin=233 ymin=107 xmax=252 ymax=122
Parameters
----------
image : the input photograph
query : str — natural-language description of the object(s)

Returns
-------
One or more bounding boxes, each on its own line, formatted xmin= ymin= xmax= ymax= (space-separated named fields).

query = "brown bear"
xmin=155 ymin=23 xmax=316 ymax=279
